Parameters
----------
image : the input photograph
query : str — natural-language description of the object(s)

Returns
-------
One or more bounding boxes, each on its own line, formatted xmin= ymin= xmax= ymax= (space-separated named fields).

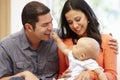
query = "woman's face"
xmin=65 ymin=10 xmax=88 ymax=37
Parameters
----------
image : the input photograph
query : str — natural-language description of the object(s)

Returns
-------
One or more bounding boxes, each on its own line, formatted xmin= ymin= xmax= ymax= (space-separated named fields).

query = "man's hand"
xmin=17 ymin=71 xmax=39 ymax=80
xmin=109 ymin=33 xmax=119 ymax=54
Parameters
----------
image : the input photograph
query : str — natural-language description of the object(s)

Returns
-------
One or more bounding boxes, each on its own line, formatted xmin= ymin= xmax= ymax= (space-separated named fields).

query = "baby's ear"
xmin=81 ymin=53 xmax=86 ymax=59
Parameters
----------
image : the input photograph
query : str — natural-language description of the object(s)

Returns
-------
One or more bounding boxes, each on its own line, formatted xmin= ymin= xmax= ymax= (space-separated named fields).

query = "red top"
xmin=58 ymin=34 xmax=117 ymax=80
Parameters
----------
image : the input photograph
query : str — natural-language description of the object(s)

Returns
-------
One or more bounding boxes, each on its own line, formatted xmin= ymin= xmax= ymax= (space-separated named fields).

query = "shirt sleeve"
xmin=0 ymin=44 xmax=12 ymax=78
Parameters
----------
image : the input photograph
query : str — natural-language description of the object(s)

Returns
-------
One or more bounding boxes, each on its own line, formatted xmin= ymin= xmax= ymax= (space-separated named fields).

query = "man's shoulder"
xmin=0 ymin=31 xmax=21 ymax=47
xmin=53 ymin=28 xmax=62 ymax=37
xmin=53 ymin=28 xmax=60 ymax=33
xmin=0 ymin=35 xmax=13 ymax=44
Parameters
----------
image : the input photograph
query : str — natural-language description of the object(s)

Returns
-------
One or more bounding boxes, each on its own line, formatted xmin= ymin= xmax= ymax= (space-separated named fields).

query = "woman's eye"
xmin=75 ymin=17 xmax=81 ymax=21
xmin=68 ymin=21 xmax=73 ymax=25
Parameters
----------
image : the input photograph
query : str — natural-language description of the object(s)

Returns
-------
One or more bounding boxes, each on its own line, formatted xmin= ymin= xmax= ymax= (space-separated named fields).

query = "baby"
xmin=52 ymin=32 xmax=107 ymax=80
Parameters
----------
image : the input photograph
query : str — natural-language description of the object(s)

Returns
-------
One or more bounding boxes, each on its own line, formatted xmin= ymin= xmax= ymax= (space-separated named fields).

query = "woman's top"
xmin=58 ymin=34 xmax=117 ymax=80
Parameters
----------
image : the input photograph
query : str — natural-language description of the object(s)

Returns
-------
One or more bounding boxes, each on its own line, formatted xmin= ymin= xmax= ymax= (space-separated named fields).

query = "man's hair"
xmin=21 ymin=1 xmax=50 ymax=29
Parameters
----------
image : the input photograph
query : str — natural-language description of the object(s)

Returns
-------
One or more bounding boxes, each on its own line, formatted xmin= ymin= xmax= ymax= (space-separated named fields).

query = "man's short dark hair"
xmin=22 ymin=1 xmax=50 ymax=29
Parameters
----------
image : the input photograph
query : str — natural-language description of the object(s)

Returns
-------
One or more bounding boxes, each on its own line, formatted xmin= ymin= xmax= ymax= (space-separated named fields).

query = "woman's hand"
xmin=108 ymin=33 xmax=119 ymax=54
xmin=53 ymin=69 xmax=71 ymax=80
xmin=61 ymin=69 xmax=72 ymax=79
xmin=74 ymin=71 xmax=91 ymax=80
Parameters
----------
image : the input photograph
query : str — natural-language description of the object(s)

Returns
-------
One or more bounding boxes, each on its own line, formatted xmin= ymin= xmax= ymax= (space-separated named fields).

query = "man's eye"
xmin=42 ymin=24 xmax=48 ymax=27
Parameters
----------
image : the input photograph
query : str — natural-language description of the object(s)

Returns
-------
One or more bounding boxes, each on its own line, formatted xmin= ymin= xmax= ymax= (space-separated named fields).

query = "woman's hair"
xmin=60 ymin=0 xmax=102 ymax=48
xmin=22 ymin=1 xmax=50 ymax=29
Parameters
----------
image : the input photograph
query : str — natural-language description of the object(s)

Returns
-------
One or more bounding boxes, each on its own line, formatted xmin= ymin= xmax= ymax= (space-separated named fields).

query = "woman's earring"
xmin=88 ymin=21 xmax=89 ymax=23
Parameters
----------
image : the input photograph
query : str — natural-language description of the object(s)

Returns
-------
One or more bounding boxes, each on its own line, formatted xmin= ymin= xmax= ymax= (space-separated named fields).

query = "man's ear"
xmin=25 ymin=23 xmax=33 ymax=32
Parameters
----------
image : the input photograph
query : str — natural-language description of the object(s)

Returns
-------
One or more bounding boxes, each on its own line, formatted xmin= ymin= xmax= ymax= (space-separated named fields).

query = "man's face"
xmin=32 ymin=13 xmax=53 ymax=41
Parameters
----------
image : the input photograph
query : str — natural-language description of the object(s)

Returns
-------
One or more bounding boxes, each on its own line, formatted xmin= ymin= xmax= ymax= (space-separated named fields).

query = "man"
xmin=0 ymin=1 xmax=60 ymax=80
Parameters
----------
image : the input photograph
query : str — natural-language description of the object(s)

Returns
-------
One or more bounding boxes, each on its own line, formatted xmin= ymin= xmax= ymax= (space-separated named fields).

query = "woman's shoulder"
xmin=101 ymin=33 xmax=112 ymax=42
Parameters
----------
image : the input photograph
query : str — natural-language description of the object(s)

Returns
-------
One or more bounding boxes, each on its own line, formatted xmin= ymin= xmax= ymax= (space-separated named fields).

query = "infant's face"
xmin=72 ymin=45 xmax=87 ymax=61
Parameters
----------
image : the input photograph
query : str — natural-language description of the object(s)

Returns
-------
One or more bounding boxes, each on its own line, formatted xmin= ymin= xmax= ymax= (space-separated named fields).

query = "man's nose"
xmin=48 ymin=23 xmax=53 ymax=30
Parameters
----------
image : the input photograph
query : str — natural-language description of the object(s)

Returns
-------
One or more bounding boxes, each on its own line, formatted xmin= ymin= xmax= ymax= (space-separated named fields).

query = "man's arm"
xmin=51 ymin=32 xmax=70 ymax=56
xmin=0 ymin=71 xmax=39 ymax=80
xmin=0 ymin=72 xmax=24 ymax=80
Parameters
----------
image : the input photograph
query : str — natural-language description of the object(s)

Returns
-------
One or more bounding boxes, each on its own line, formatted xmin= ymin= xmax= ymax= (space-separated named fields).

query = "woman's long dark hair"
xmin=60 ymin=0 xmax=102 ymax=49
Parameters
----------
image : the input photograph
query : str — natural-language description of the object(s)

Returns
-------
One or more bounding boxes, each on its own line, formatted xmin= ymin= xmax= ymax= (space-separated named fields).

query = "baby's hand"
xmin=53 ymin=78 xmax=66 ymax=80
xmin=51 ymin=32 xmax=59 ymax=40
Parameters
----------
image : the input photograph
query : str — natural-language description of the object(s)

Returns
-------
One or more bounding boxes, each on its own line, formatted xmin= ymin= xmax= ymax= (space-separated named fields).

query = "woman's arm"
xmin=101 ymin=34 xmax=117 ymax=80
xmin=86 ymin=34 xmax=117 ymax=80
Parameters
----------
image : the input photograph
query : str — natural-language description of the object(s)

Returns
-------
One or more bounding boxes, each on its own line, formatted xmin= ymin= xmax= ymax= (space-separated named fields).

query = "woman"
xmin=58 ymin=0 xmax=117 ymax=80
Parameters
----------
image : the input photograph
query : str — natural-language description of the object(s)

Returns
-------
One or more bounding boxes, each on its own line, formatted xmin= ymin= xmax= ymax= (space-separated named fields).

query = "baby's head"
xmin=72 ymin=37 xmax=100 ymax=61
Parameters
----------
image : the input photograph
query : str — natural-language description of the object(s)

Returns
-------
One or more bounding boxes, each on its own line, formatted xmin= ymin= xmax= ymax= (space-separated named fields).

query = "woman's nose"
xmin=73 ymin=22 xmax=79 ymax=29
